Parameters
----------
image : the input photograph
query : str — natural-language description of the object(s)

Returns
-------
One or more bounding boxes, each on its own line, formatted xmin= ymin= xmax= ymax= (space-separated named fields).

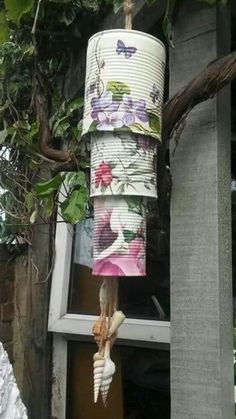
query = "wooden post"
xmin=170 ymin=3 xmax=234 ymax=418
xmin=13 ymin=223 xmax=52 ymax=419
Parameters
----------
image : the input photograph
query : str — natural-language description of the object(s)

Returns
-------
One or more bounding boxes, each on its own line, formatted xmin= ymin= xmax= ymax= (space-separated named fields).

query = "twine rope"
xmin=123 ymin=0 xmax=134 ymax=30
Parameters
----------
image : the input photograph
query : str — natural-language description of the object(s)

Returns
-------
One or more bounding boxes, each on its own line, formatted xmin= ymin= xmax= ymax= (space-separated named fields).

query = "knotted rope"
xmin=123 ymin=0 xmax=134 ymax=30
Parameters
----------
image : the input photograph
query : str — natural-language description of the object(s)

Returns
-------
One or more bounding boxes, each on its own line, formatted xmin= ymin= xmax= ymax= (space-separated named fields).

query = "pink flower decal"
xmin=93 ymin=197 xmax=146 ymax=277
xmin=95 ymin=162 xmax=113 ymax=188
xmin=128 ymin=237 xmax=145 ymax=259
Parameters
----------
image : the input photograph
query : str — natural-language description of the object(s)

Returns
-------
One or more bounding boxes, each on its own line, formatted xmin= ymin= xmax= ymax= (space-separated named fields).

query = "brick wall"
xmin=0 ymin=245 xmax=15 ymax=362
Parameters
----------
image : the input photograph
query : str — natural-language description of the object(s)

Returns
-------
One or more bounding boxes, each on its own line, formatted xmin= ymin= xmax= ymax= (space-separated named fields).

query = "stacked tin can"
xmin=82 ymin=29 xmax=166 ymax=277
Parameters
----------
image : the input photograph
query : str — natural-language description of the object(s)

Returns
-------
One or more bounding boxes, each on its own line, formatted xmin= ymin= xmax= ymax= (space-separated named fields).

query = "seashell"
xmin=93 ymin=352 xmax=105 ymax=403
xmin=108 ymin=311 xmax=125 ymax=337
xmin=99 ymin=280 xmax=107 ymax=314
xmin=100 ymin=356 xmax=116 ymax=406
xmin=110 ymin=331 xmax=118 ymax=348
xmin=92 ymin=318 xmax=108 ymax=347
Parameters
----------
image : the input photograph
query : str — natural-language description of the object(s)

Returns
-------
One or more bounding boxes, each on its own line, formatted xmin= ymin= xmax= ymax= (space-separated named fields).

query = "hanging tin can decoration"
xmin=83 ymin=29 xmax=166 ymax=142
xmin=81 ymin=0 xmax=166 ymax=405
xmin=93 ymin=195 xmax=146 ymax=277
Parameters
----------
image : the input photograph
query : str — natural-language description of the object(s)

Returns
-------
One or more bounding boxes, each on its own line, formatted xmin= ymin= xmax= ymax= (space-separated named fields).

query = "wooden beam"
xmin=169 ymin=2 xmax=234 ymax=418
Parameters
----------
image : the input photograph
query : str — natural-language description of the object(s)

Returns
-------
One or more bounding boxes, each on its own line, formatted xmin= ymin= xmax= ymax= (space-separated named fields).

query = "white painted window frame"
xmin=48 ymin=212 xmax=170 ymax=344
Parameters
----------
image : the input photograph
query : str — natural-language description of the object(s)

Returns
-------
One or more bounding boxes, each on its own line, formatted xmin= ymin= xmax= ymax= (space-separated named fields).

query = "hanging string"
xmin=123 ymin=0 xmax=134 ymax=30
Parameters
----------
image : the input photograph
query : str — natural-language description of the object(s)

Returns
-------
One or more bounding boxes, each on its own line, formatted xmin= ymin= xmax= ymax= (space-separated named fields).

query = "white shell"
xmin=108 ymin=311 xmax=125 ymax=337
xmin=93 ymin=352 xmax=105 ymax=403
xmin=99 ymin=280 xmax=107 ymax=313
xmin=100 ymin=356 xmax=116 ymax=405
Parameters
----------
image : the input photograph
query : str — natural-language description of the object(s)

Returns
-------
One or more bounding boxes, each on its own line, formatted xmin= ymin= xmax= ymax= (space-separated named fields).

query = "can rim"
xmin=88 ymin=29 xmax=166 ymax=55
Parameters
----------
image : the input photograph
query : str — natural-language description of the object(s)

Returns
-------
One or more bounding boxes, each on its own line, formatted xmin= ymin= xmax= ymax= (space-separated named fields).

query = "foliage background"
xmin=0 ymin=0 xmax=228 ymax=245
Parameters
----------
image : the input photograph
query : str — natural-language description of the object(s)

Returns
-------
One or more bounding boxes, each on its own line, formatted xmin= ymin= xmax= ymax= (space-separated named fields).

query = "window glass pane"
xmin=67 ymin=341 xmax=170 ymax=419
xmin=67 ymin=216 xmax=170 ymax=320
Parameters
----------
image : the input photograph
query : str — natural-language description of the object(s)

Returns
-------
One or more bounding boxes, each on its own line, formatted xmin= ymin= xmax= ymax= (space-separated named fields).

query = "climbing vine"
xmin=0 ymin=0 xmax=229 ymax=244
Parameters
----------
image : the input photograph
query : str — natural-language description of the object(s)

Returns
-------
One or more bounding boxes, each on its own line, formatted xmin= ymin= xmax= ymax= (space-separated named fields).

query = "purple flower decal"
xmin=134 ymin=99 xmax=148 ymax=122
xmin=121 ymin=94 xmax=148 ymax=125
xmin=90 ymin=90 xmax=148 ymax=131
xmin=91 ymin=92 xmax=123 ymax=130
xmin=136 ymin=136 xmax=154 ymax=150
xmin=97 ymin=111 xmax=124 ymax=130
xmin=91 ymin=92 xmax=114 ymax=119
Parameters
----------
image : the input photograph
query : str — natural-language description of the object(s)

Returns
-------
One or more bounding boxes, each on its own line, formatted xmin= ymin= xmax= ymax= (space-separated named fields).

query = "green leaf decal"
xmin=0 ymin=11 xmax=9 ymax=44
xmin=107 ymin=81 xmax=130 ymax=101
xmin=88 ymin=120 xmax=98 ymax=132
xmin=60 ymin=188 xmax=88 ymax=224
xmin=35 ymin=174 xmax=65 ymax=198
xmin=123 ymin=229 xmax=136 ymax=243
xmin=4 ymin=0 xmax=34 ymax=25
xmin=148 ymin=111 xmax=160 ymax=134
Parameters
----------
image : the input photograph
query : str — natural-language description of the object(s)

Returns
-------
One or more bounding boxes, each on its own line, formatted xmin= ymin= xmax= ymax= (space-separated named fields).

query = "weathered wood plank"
xmin=13 ymin=223 xmax=52 ymax=419
xmin=170 ymin=3 xmax=234 ymax=418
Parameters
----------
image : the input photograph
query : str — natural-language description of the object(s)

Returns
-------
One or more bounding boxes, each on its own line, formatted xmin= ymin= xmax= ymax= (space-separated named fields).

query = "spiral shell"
xmin=100 ymin=356 xmax=116 ymax=406
xmin=108 ymin=311 xmax=125 ymax=337
xmin=93 ymin=352 xmax=105 ymax=403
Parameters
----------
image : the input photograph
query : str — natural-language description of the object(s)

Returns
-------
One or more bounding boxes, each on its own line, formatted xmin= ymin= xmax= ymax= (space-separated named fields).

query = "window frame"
xmin=48 ymin=211 xmax=170 ymax=344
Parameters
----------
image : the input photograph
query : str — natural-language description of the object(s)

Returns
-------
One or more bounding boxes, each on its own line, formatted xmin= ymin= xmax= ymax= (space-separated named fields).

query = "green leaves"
xmin=197 ymin=0 xmax=228 ymax=5
xmin=69 ymin=97 xmax=84 ymax=112
xmin=198 ymin=0 xmax=227 ymax=4
xmin=4 ymin=0 xmax=34 ymax=25
xmin=0 ymin=128 xmax=7 ymax=144
xmin=35 ymin=174 xmax=65 ymax=198
xmin=60 ymin=172 xmax=89 ymax=223
xmin=34 ymin=171 xmax=89 ymax=223
xmin=162 ymin=0 xmax=176 ymax=47
xmin=65 ymin=171 xmax=86 ymax=188
xmin=198 ymin=0 xmax=217 ymax=4
xmin=0 ymin=11 xmax=9 ymax=44
xmin=107 ymin=81 xmax=130 ymax=101
xmin=61 ymin=188 xmax=88 ymax=224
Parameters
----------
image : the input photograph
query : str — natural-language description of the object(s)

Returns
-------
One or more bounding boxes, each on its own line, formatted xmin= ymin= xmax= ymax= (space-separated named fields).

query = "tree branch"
xmin=156 ymin=50 xmax=236 ymax=232
xmin=33 ymin=70 xmax=70 ymax=162
xmin=162 ymin=50 xmax=236 ymax=142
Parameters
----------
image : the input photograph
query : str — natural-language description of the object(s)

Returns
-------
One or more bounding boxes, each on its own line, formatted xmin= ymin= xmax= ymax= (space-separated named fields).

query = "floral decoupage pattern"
xmin=93 ymin=196 xmax=146 ymax=277
xmin=91 ymin=132 xmax=157 ymax=198
xmin=83 ymin=32 xmax=165 ymax=142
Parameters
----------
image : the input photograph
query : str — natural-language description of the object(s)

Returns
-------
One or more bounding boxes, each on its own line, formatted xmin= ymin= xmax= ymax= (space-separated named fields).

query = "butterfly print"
xmin=116 ymin=40 xmax=137 ymax=59
xmin=150 ymin=83 xmax=160 ymax=104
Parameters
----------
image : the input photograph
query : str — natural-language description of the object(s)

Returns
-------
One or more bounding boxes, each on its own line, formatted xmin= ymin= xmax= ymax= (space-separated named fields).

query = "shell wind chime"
xmin=82 ymin=0 xmax=166 ymax=405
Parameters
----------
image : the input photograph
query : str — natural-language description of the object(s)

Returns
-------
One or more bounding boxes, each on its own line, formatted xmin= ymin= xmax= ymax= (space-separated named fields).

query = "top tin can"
xmin=82 ymin=29 xmax=166 ymax=143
